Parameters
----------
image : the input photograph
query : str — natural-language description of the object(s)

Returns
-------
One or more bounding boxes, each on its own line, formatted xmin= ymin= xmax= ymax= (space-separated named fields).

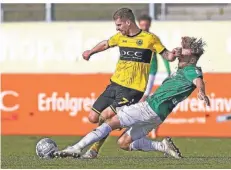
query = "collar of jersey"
xmin=127 ymin=29 xmax=142 ymax=37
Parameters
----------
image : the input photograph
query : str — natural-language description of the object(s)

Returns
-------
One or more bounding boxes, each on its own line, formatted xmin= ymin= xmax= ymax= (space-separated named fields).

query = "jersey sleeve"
xmin=108 ymin=33 xmax=120 ymax=47
xmin=149 ymin=53 xmax=158 ymax=75
xmin=162 ymin=57 xmax=171 ymax=76
xmin=152 ymin=34 xmax=166 ymax=54
xmin=185 ymin=67 xmax=203 ymax=82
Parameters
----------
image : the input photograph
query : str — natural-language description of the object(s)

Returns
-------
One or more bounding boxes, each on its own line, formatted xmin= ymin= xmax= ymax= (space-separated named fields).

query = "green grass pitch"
xmin=1 ymin=136 xmax=231 ymax=168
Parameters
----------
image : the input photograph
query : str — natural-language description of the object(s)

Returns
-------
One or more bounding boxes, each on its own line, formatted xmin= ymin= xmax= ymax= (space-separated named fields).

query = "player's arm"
xmin=90 ymin=40 xmax=110 ymax=54
xmin=162 ymin=58 xmax=171 ymax=76
xmin=185 ymin=67 xmax=210 ymax=106
xmin=152 ymin=35 xmax=180 ymax=62
xmin=160 ymin=47 xmax=192 ymax=62
xmin=140 ymin=55 xmax=157 ymax=102
xmin=82 ymin=33 xmax=120 ymax=61
xmin=159 ymin=48 xmax=182 ymax=62
xmin=140 ymin=74 xmax=155 ymax=102
xmin=82 ymin=40 xmax=110 ymax=60
xmin=193 ymin=78 xmax=210 ymax=106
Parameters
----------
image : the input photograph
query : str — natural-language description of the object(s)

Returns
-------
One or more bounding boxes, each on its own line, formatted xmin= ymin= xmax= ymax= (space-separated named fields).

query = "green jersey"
xmin=147 ymin=65 xmax=203 ymax=121
xmin=149 ymin=53 xmax=171 ymax=76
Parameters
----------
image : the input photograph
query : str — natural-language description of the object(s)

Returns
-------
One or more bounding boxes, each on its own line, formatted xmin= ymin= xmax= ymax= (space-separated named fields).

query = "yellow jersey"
xmin=108 ymin=30 xmax=165 ymax=92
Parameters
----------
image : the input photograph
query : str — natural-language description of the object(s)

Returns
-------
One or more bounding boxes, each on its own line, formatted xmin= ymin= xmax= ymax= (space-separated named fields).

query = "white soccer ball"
xmin=36 ymin=138 xmax=58 ymax=159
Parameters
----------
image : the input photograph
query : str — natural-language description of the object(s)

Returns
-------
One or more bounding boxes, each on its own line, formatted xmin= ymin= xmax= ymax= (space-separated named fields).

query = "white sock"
xmin=73 ymin=123 xmax=112 ymax=150
xmin=129 ymin=137 xmax=166 ymax=152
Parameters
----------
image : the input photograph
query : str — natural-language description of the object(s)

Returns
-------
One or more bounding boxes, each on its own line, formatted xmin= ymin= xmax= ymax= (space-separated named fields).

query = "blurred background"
xmin=1 ymin=3 xmax=231 ymax=73
xmin=1 ymin=3 xmax=231 ymax=21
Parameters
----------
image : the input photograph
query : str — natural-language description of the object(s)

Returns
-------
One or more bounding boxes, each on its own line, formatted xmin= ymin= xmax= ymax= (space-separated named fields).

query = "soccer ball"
xmin=36 ymin=138 xmax=58 ymax=159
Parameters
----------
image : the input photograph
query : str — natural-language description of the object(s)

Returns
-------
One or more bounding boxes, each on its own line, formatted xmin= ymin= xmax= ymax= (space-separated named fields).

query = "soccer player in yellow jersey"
xmin=80 ymin=8 xmax=181 ymax=159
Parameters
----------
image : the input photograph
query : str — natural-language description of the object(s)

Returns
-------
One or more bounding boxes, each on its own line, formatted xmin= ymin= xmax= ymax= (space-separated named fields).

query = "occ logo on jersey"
xmin=120 ymin=50 xmax=143 ymax=58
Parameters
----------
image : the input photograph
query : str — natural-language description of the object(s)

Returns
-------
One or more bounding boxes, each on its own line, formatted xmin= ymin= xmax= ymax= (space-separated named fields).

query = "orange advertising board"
xmin=1 ymin=73 xmax=231 ymax=137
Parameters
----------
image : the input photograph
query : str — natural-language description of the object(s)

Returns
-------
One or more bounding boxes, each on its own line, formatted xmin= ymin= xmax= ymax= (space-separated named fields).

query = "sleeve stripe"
xmin=158 ymin=48 xmax=166 ymax=54
xmin=91 ymin=107 xmax=101 ymax=115
xmin=110 ymin=105 xmax=117 ymax=114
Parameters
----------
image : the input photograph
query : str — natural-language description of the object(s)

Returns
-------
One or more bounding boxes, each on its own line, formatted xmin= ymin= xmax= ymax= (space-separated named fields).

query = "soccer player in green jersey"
xmin=138 ymin=14 xmax=171 ymax=102
xmin=55 ymin=37 xmax=209 ymax=159
xmin=137 ymin=14 xmax=173 ymax=153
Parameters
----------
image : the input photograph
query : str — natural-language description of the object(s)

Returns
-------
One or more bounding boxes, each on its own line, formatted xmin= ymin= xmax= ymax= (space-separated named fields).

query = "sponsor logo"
xmin=120 ymin=50 xmax=143 ymax=57
xmin=173 ymin=93 xmax=231 ymax=113
xmin=38 ymin=92 xmax=96 ymax=117
xmin=136 ymin=39 xmax=143 ymax=46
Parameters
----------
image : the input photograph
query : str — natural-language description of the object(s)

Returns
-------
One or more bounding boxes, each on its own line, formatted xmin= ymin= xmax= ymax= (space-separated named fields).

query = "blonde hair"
xmin=113 ymin=8 xmax=135 ymax=23
xmin=181 ymin=36 xmax=206 ymax=57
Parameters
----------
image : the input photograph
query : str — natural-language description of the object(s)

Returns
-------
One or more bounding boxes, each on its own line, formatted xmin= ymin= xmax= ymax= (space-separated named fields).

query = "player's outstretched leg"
xmin=81 ymin=109 xmax=116 ymax=159
xmin=80 ymin=135 xmax=108 ymax=159
xmin=54 ymin=122 xmax=114 ymax=159
xmin=53 ymin=146 xmax=81 ymax=158
xmin=162 ymin=137 xmax=182 ymax=158
xmin=117 ymin=123 xmax=182 ymax=159
xmin=81 ymin=118 xmax=108 ymax=159
xmin=121 ymin=136 xmax=182 ymax=159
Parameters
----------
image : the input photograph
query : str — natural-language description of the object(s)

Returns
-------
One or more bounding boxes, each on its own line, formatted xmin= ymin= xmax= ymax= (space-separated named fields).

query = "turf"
xmin=1 ymin=136 xmax=231 ymax=169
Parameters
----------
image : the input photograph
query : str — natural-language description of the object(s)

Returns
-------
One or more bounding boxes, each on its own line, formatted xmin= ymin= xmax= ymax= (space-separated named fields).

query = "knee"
xmin=101 ymin=108 xmax=116 ymax=120
xmin=88 ymin=111 xmax=99 ymax=124
xmin=117 ymin=137 xmax=131 ymax=151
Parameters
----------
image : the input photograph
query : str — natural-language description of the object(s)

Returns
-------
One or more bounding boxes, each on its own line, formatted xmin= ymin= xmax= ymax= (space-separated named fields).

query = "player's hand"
xmin=198 ymin=92 xmax=210 ymax=106
xmin=82 ymin=50 xmax=92 ymax=61
xmin=172 ymin=47 xmax=182 ymax=57
xmin=139 ymin=95 xmax=148 ymax=102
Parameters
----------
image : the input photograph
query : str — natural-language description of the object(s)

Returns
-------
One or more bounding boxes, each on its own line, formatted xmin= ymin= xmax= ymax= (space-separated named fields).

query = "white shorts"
xmin=117 ymin=101 xmax=162 ymax=140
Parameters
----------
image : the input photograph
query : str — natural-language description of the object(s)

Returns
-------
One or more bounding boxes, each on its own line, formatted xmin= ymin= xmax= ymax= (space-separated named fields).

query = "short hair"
xmin=113 ymin=8 xmax=135 ymax=22
xmin=138 ymin=14 xmax=152 ymax=23
xmin=181 ymin=36 xmax=206 ymax=57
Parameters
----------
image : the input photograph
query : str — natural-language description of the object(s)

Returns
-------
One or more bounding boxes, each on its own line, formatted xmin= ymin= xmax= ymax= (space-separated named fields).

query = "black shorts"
xmin=92 ymin=82 xmax=144 ymax=114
